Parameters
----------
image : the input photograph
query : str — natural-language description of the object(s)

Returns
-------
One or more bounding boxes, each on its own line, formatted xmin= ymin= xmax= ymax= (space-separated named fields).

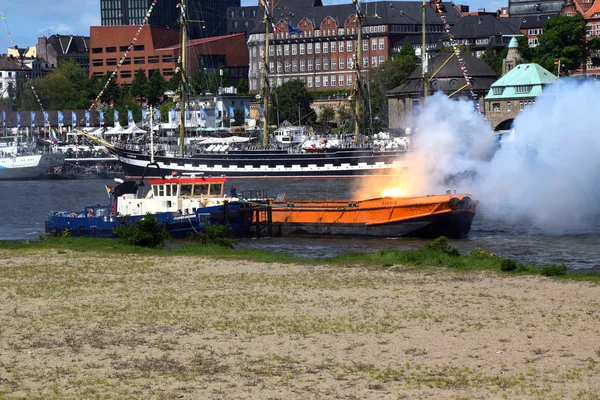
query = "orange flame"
xmin=382 ymin=188 xmax=404 ymax=197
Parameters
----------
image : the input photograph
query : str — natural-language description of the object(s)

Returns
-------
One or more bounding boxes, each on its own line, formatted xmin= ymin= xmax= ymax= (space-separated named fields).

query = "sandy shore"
xmin=0 ymin=249 xmax=599 ymax=399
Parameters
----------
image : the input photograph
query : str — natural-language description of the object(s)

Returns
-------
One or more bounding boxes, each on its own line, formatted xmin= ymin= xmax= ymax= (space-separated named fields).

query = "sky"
xmin=0 ymin=0 xmax=502 ymax=49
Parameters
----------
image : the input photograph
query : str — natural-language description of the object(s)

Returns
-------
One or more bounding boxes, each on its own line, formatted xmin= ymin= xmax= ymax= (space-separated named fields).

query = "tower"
xmin=502 ymin=37 xmax=522 ymax=76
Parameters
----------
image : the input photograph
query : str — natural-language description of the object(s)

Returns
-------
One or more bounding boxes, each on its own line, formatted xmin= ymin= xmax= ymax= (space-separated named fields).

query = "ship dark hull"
xmin=110 ymin=147 xmax=408 ymax=179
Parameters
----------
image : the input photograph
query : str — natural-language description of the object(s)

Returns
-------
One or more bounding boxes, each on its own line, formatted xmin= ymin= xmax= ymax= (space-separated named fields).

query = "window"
xmin=119 ymin=46 xmax=129 ymax=52
xmin=323 ymin=59 xmax=329 ymax=70
xmin=363 ymin=40 xmax=368 ymax=51
xmin=348 ymin=57 xmax=353 ymax=69
xmin=308 ymin=59 xmax=313 ymax=71
xmin=92 ymin=59 xmax=104 ymax=67
xmin=331 ymin=58 xmax=337 ymax=70
xmin=323 ymin=76 xmax=329 ymax=87
xmin=347 ymin=75 xmax=352 ymax=86
xmin=492 ymin=87 xmax=504 ymax=95
xmin=339 ymin=58 xmax=345 ymax=69
xmin=315 ymin=43 xmax=321 ymax=54
xmin=379 ymin=38 xmax=384 ymax=50
xmin=292 ymin=61 xmax=298 ymax=72
xmin=307 ymin=43 xmax=313 ymax=54
xmin=269 ymin=45 xmax=274 ymax=56
xmin=346 ymin=40 xmax=352 ymax=52
xmin=277 ymin=45 xmax=282 ymax=56
xmin=330 ymin=41 xmax=336 ymax=53
xmin=339 ymin=75 xmax=344 ymax=86
xmin=277 ymin=62 xmax=282 ymax=72
xmin=315 ymin=76 xmax=321 ymax=87
xmin=371 ymin=39 xmax=377 ymax=50
xmin=363 ymin=56 xmax=368 ymax=67
xmin=379 ymin=55 xmax=385 ymax=64
xmin=148 ymin=56 xmax=159 ymax=64
xmin=106 ymin=46 xmax=116 ymax=53
xmin=492 ymin=103 xmax=500 ymax=112
xmin=292 ymin=44 xmax=297 ymax=55
xmin=284 ymin=44 xmax=289 ymax=55
xmin=300 ymin=44 xmax=305 ymax=55
xmin=269 ymin=61 xmax=274 ymax=73
xmin=372 ymin=56 xmax=377 ymax=67
xmin=300 ymin=60 xmax=305 ymax=71
xmin=92 ymin=48 xmax=103 ymax=54
xmin=134 ymin=56 xmax=145 ymax=65
xmin=315 ymin=59 xmax=321 ymax=70
xmin=106 ymin=58 xmax=117 ymax=66
xmin=507 ymin=102 xmax=511 ymax=112
xmin=323 ymin=42 xmax=329 ymax=53
xmin=307 ymin=76 xmax=313 ymax=88
xmin=331 ymin=76 xmax=336 ymax=87
xmin=339 ymin=42 xmax=344 ymax=52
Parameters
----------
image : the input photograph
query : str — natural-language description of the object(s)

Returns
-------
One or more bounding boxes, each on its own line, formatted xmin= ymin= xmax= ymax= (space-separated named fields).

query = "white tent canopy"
xmin=122 ymin=123 xmax=146 ymax=134
xmin=152 ymin=121 xmax=179 ymax=131
xmin=104 ymin=122 xmax=126 ymax=135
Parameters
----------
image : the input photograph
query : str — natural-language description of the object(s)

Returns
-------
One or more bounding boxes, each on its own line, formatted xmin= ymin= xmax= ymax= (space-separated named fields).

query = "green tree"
xmin=318 ymin=106 xmax=335 ymax=125
xmin=536 ymin=15 xmax=587 ymax=73
xmin=271 ymin=79 xmax=315 ymax=125
xmin=233 ymin=108 xmax=245 ymax=126
xmin=236 ymin=78 xmax=249 ymax=94
xmin=130 ymin=69 xmax=148 ymax=103
xmin=365 ymin=43 xmax=418 ymax=131
xmin=147 ymin=69 xmax=166 ymax=105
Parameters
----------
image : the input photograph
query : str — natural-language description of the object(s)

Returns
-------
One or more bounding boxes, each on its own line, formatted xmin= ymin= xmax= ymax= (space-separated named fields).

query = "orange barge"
xmin=266 ymin=194 xmax=476 ymax=238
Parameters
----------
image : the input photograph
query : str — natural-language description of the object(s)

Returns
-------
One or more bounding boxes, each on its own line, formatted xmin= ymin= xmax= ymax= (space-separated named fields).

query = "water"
xmin=2 ymin=178 xmax=600 ymax=270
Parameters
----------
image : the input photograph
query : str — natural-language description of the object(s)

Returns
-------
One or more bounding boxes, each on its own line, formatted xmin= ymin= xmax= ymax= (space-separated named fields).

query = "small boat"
xmin=0 ymin=139 xmax=65 ymax=180
xmin=45 ymin=175 xmax=255 ymax=238
xmin=267 ymin=193 xmax=476 ymax=239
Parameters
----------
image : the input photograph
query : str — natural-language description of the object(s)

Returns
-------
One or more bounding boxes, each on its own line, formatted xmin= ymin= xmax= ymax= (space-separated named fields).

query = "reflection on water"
xmin=2 ymin=178 xmax=600 ymax=270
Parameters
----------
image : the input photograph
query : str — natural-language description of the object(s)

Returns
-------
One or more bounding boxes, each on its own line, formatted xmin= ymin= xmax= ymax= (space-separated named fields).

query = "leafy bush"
xmin=500 ymin=258 xmax=518 ymax=272
xmin=187 ymin=224 xmax=234 ymax=248
xmin=113 ymin=213 xmax=170 ymax=248
xmin=422 ymin=236 xmax=460 ymax=257
xmin=540 ymin=264 xmax=567 ymax=277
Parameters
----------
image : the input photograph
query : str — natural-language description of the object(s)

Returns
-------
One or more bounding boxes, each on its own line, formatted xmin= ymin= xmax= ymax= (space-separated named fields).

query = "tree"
xmin=480 ymin=42 xmax=508 ymax=75
xmin=271 ymin=79 xmax=315 ymax=126
xmin=318 ymin=106 xmax=335 ymax=125
xmin=236 ymin=78 xmax=249 ymax=94
xmin=146 ymin=69 xmax=166 ymax=105
xmin=130 ymin=69 xmax=148 ymax=103
xmin=536 ymin=15 xmax=587 ymax=73
xmin=365 ymin=43 xmax=418 ymax=131
xmin=233 ymin=108 xmax=245 ymax=126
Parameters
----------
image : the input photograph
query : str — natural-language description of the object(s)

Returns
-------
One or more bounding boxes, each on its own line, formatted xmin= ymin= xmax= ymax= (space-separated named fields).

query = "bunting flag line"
xmin=433 ymin=0 xmax=482 ymax=115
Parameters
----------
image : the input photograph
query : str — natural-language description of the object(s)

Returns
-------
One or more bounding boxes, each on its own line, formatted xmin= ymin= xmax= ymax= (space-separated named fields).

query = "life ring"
xmin=70 ymin=212 xmax=78 ymax=218
xmin=448 ymin=197 xmax=461 ymax=210
xmin=87 ymin=209 xmax=95 ymax=218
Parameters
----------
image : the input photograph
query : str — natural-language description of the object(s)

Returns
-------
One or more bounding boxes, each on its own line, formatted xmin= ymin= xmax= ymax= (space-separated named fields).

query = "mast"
xmin=353 ymin=0 xmax=364 ymax=141
xmin=179 ymin=0 xmax=187 ymax=156
xmin=422 ymin=0 xmax=428 ymax=99
xmin=260 ymin=0 xmax=272 ymax=148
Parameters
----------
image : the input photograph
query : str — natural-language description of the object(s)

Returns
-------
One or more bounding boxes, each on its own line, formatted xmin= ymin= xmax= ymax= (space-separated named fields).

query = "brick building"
xmin=247 ymin=0 xmax=464 ymax=93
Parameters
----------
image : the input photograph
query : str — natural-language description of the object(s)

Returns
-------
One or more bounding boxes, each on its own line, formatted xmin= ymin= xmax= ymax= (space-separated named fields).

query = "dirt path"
xmin=0 ymin=249 xmax=599 ymax=399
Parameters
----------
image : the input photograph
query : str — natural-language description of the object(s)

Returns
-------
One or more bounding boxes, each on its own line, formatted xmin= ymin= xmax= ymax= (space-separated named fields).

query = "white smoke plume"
xmin=403 ymin=81 xmax=600 ymax=234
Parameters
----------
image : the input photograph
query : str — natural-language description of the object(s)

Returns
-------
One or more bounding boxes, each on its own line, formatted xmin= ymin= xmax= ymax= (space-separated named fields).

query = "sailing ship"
xmin=100 ymin=0 xmax=408 ymax=179
xmin=0 ymin=138 xmax=65 ymax=180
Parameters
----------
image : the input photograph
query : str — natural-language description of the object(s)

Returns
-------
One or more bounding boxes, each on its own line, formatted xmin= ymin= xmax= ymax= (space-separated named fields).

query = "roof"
xmin=388 ymin=52 xmax=498 ymax=96
xmin=517 ymin=13 xmax=557 ymax=29
xmin=0 ymin=55 xmax=28 ymax=71
xmin=449 ymin=14 xmax=523 ymax=39
xmin=47 ymin=34 xmax=90 ymax=55
xmin=251 ymin=1 xmax=463 ymax=35
xmin=485 ymin=63 xmax=557 ymax=100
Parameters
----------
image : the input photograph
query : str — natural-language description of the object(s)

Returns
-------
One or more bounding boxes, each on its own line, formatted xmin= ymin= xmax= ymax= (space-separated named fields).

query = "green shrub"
xmin=113 ymin=213 xmax=170 ymax=248
xmin=540 ymin=264 xmax=567 ymax=277
xmin=422 ymin=236 xmax=460 ymax=257
xmin=500 ymin=258 xmax=518 ymax=272
xmin=187 ymin=224 xmax=234 ymax=248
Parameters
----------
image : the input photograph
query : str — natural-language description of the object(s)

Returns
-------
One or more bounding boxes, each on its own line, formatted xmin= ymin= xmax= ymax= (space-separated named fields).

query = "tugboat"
xmin=45 ymin=175 xmax=255 ymax=238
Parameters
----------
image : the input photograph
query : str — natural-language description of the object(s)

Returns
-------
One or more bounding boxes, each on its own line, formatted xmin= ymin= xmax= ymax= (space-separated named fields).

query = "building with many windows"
xmin=100 ymin=0 xmax=240 ymax=39
xmin=37 ymin=35 xmax=90 ymax=75
xmin=89 ymin=25 xmax=248 ymax=86
xmin=247 ymin=0 xmax=463 ymax=93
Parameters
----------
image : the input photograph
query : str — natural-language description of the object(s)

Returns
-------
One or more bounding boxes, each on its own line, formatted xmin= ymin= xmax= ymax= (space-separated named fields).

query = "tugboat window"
xmin=194 ymin=184 xmax=209 ymax=196
xmin=181 ymin=184 xmax=192 ymax=197
xmin=158 ymin=185 xmax=165 ymax=197
xmin=210 ymin=184 xmax=223 ymax=196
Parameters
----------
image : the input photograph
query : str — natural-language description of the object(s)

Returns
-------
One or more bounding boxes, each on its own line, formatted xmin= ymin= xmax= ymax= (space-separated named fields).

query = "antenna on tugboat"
xmin=259 ymin=0 xmax=272 ymax=148
xmin=422 ymin=0 xmax=428 ymax=100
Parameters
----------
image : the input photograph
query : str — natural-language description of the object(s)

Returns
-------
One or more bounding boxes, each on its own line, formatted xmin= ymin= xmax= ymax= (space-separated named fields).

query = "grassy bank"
xmin=1 ymin=236 xmax=598 ymax=281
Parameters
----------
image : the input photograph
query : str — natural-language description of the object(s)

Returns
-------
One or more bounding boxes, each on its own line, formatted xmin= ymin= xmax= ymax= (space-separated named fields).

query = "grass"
xmin=2 ymin=236 xmax=598 ymax=281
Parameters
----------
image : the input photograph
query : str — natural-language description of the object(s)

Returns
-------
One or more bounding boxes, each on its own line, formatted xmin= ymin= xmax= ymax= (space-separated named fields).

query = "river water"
xmin=1 ymin=178 xmax=599 ymax=270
